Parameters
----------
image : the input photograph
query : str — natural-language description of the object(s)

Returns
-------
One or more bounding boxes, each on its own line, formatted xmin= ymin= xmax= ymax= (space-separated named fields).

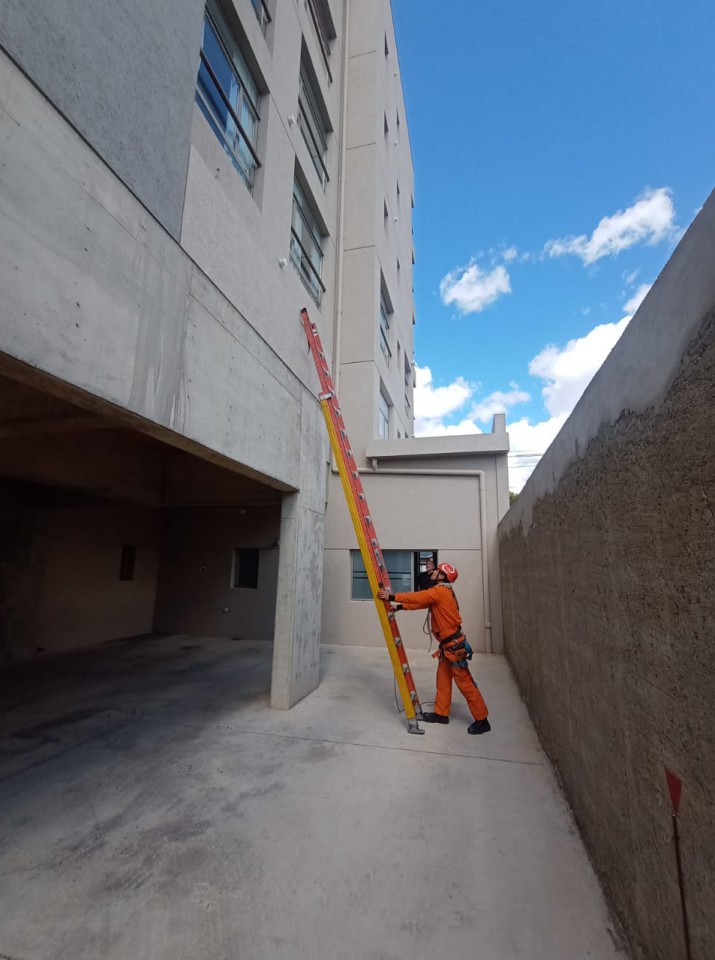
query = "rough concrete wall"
xmin=1 ymin=498 xmax=161 ymax=659
xmin=499 ymin=312 xmax=715 ymax=954
xmin=33 ymin=506 xmax=161 ymax=653
xmin=153 ymin=506 xmax=281 ymax=640
xmin=0 ymin=0 xmax=204 ymax=238
xmin=0 ymin=53 xmax=314 ymax=494
xmin=271 ymin=394 xmax=329 ymax=709
xmin=0 ymin=501 xmax=40 ymax=658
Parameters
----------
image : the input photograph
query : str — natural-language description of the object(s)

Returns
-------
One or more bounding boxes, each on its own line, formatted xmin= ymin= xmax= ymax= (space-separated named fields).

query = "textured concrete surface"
xmin=500 ymin=309 xmax=715 ymax=960
xmin=0 ymin=0 xmax=204 ymax=238
xmin=0 ymin=636 xmax=625 ymax=960
xmin=0 ymin=50 xmax=328 ymax=707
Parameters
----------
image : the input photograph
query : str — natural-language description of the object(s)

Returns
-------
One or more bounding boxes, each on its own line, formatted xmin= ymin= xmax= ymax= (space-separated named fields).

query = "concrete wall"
xmin=0 ymin=0 xmax=205 ymax=239
xmin=498 ymin=191 xmax=715 ymax=960
xmin=181 ymin=0 xmax=346 ymax=380
xmin=338 ymin=0 xmax=416 ymax=451
xmin=154 ymin=507 xmax=280 ymax=640
xmin=0 ymin=10 xmax=331 ymax=706
xmin=0 ymin=490 xmax=160 ymax=658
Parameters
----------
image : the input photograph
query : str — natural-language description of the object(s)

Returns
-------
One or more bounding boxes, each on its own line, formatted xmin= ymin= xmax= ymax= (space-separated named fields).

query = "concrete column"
xmin=270 ymin=493 xmax=325 ymax=708
xmin=270 ymin=393 xmax=328 ymax=709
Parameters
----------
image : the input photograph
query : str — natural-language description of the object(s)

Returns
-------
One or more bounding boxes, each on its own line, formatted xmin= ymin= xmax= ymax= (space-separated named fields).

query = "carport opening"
xmin=0 ymin=370 xmax=284 ymax=665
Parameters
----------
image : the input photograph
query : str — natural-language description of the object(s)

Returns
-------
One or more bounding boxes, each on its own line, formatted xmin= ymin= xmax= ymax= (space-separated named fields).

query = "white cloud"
xmin=413 ymin=365 xmax=476 ymax=435
xmin=414 ymin=312 xmax=633 ymax=493
xmin=507 ymin=413 xmax=570 ymax=493
xmin=469 ymin=387 xmax=530 ymax=424
xmin=416 ymin=417 xmax=483 ymax=437
xmin=529 ymin=317 xmax=631 ymax=417
xmin=623 ymin=283 xmax=652 ymax=315
xmin=508 ymin=315 xmax=633 ymax=491
xmin=502 ymin=246 xmax=519 ymax=262
xmin=544 ymin=187 xmax=676 ymax=265
xmin=440 ymin=262 xmax=511 ymax=314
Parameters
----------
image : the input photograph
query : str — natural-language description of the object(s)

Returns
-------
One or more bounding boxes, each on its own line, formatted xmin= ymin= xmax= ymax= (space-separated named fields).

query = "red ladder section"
xmin=301 ymin=308 xmax=424 ymax=734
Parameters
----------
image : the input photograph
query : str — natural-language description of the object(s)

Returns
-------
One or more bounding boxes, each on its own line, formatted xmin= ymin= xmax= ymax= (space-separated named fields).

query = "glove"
xmin=392 ymin=603 xmax=404 ymax=611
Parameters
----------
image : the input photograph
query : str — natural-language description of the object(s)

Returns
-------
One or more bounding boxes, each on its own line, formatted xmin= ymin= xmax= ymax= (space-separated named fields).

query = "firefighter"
xmin=377 ymin=563 xmax=491 ymax=734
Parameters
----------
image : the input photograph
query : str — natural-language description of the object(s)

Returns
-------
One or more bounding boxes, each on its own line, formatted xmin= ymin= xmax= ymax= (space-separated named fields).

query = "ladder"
xmin=301 ymin=307 xmax=424 ymax=734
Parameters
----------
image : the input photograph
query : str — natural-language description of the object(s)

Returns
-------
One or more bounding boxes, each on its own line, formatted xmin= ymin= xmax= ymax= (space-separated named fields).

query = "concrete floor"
xmin=0 ymin=636 xmax=627 ymax=960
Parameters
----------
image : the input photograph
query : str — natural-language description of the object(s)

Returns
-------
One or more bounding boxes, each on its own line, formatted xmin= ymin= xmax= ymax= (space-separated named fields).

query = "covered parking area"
xmin=0 ymin=359 xmax=288 ymax=680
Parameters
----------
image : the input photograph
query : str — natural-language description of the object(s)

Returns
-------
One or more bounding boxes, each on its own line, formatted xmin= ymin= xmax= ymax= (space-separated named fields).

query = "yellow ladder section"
xmin=301 ymin=308 xmax=424 ymax=734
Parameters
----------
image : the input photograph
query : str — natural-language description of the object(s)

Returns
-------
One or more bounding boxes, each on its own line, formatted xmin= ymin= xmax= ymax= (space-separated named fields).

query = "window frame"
xmin=378 ymin=390 xmax=390 ymax=439
xmin=379 ymin=292 xmax=392 ymax=364
xmin=119 ymin=545 xmax=137 ymax=582
xmin=196 ymin=0 xmax=262 ymax=190
xmin=249 ymin=0 xmax=271 ymax=33
xmin=351 ymin=549 xmax=413 ymax=600
xmin=298 ymin=63 xmax=330 ymax=188
xmin=232 ymin=547 xmax=260 ymax=589
xmin=290 ymin=179 xmax=326 ymax=303
xmin=305 ymin=0 xmax=336 ymax=81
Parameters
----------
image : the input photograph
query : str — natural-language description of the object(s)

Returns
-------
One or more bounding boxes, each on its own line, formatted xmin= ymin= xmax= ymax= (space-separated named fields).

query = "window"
xmin=250 ymin=0 xmax=271 ymax=33
xmin=379 ymin=291 xmax=391 ymax=363
xmin=404 ymin=360 xmax=412 ymax=410
xmin=233 ymin=548 xmax=259 ymax=589
xmin=351 ymin=550 xmax=412 ymax=600
xmin=378 ymin=391 xmax=390 ymax=439
xmin=415 ymin=551 xmax=438 ymax=589
xmin=119 ymin=545 xmax=136 ymax=582
xmin=290 ymin=179 xmax=325 ymax=303
xmin=306 ymin=0 xmax=336 ymax=80
xmin=299 ymin=63 xmax=329 ymax=187
xmin=196 ymin=0 xmax=261 ymax=189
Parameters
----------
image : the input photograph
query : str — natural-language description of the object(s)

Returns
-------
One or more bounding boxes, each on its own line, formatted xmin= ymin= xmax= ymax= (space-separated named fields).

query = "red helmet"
xmin=437 ymin=562 xmax=458 ymax=583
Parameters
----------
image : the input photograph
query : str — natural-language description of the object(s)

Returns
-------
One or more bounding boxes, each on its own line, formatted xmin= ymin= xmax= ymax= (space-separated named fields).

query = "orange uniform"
xmin=392 ymin=584 xmax=488 ymax=721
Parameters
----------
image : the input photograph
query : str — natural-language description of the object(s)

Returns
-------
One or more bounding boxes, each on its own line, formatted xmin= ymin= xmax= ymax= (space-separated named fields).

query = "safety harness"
xmin=429 ymin=584 xmax=473 ymax=668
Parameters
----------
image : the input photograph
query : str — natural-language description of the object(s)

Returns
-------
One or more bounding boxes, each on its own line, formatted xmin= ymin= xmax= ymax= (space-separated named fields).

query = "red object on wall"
xmin=665 ymin=768 xmax=683 ymax=815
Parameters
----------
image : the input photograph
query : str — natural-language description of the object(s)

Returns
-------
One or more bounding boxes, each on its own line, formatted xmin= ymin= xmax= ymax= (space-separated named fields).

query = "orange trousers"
xmin=434 ymin=658 xmax=488 ymax=720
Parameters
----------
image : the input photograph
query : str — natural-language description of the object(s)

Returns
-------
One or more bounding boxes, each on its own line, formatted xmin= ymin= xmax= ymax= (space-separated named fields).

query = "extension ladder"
xmin=301 ymin=308 xmax=424 ymax=734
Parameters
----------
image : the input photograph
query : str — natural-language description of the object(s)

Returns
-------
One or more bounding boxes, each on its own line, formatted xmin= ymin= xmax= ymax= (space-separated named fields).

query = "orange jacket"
xmin=393 ymin=583 xmax=462 ymax=642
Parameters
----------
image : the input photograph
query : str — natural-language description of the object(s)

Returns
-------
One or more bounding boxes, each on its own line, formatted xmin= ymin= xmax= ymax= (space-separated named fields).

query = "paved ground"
xmin=0 ymin=636 xmax=627 ymax=960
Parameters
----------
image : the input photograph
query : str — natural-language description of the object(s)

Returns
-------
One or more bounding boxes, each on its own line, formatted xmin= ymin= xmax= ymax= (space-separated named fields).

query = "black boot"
xmin=467 ymin=718 xmax=491 ymax=735
xmin=421 ymin=712 xmax=449 ymax=724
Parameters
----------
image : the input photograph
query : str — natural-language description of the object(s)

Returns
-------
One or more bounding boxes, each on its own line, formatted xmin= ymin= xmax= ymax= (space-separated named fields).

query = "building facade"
xmin=0 ymin=0 xmax=509 ymax=706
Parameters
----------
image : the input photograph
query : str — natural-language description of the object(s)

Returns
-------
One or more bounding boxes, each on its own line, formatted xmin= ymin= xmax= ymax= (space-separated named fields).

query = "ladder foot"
xmin=407 ymin=718 xmax=425 ymax=735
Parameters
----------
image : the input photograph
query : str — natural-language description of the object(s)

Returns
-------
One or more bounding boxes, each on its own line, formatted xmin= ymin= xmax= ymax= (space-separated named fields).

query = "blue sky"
xmin=391 ymin=0 xmax=715 ymax=490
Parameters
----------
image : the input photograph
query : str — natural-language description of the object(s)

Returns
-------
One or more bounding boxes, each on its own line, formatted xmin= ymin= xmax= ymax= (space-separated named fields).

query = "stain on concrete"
xmin=11 ymin=708 xmax=109 ymax=741
xmin=304 ymin=742 xmax=339 ymax=764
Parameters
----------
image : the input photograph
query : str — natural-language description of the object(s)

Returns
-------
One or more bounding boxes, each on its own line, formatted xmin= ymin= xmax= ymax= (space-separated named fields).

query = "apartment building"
xmin=0 ymin=0 xmax=509 ymax=710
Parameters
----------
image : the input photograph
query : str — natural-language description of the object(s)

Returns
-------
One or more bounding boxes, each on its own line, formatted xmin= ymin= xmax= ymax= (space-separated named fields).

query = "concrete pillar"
xmin=270 ymin=492 xmax=325 ymax=708
xmin=270 ymin=394 xmax=328 ymax=709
